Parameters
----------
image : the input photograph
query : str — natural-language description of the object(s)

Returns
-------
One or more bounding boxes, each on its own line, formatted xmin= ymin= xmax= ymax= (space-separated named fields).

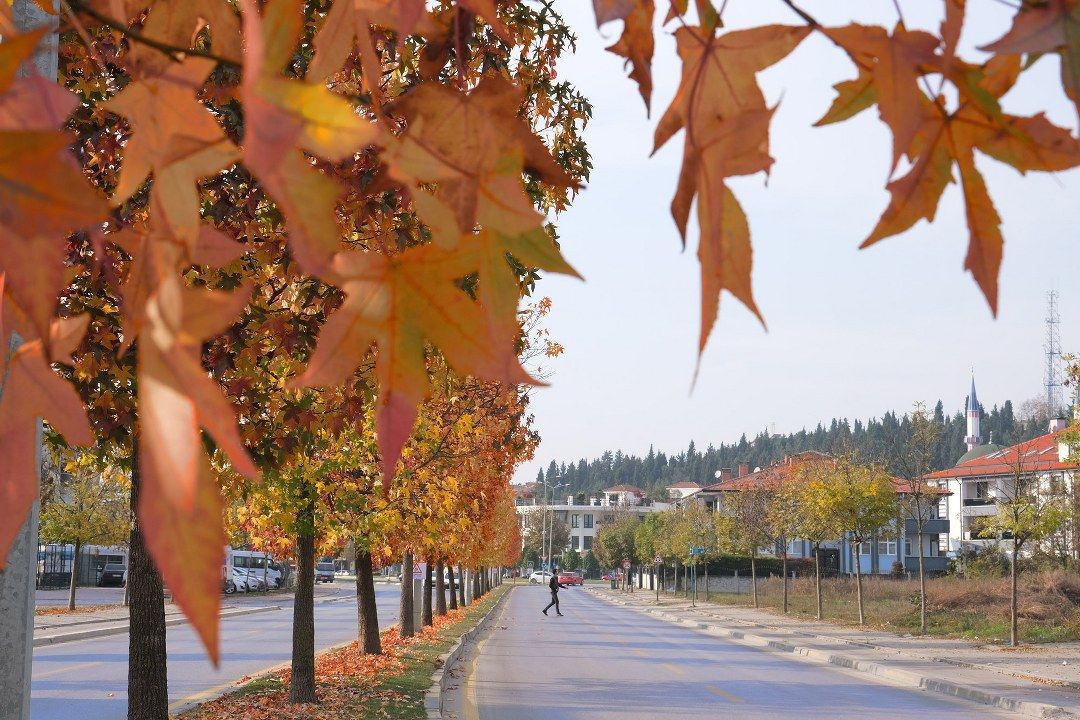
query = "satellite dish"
xmin=714 ymin=470 xmax=722 ymax=478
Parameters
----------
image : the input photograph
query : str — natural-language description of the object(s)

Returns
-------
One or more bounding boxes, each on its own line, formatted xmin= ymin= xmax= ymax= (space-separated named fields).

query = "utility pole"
xmin=0 ymin=5 xmax=59 ymax=718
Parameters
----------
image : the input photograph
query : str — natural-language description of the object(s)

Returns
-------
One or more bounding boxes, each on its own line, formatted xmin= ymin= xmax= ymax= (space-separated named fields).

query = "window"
xmin=859 ymin=542 xmax=871 ymax=555
xmin=571 ymin=514 xmax=580 ymax=528
xmin=877 ymin=540 xmax=897 ymax=557
xmin=904 ymin=539 xmax=912 ymax=557
xmin=582 ymin=536 xmax=593 ymax=550
xmin=571 ymin=536 xmax=579 ymax=550
xmin=583 ymin=514 xmax=594 ymax=529
xmin=937 ymin=534 xmax=948 ymax=554
xmin=233 ymin=556 xmax=247 ymax=568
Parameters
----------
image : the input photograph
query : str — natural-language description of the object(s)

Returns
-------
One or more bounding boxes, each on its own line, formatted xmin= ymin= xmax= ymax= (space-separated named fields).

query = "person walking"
xmin=542 ymin=572 xmax=566 ymax=616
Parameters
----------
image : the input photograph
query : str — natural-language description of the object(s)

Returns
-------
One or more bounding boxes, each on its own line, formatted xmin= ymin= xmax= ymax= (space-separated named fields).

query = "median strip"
xmin=32 ymin=605 xmax=280 ymax=647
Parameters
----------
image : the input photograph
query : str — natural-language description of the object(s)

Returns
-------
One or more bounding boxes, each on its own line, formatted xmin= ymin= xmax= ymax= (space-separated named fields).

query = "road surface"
xmin=31 ymin=582 xmax=401 ymax=720
xmin=458 ymin=585 xmax=1014 ymax=719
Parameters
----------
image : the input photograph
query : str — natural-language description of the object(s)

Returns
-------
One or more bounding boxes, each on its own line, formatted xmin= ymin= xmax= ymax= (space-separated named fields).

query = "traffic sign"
xmin=653 ymin=555 xmax=662 ymax=565
xmin=413 ymin=562 xmax=426 ymax=580
xmin=690 ymin=546 xmax=705 ymax=556
xmin=622 ymin=559 xmax=631 ymax=570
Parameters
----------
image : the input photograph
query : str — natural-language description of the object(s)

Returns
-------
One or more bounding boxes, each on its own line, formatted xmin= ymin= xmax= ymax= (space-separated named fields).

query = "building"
xmin=514 ymin=483 xmax=671 ymax=556
xmin=684 ymin=451 xmax=952 ymax=576
xmin=925 ymin=383 xmax=1078 ymax=558
xmin=666 ymin=481 xmax=702 ymax=500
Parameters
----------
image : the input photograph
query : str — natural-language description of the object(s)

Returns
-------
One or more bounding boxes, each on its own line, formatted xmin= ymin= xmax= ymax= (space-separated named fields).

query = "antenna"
xmin=1045 ymin=290 xmax=1063 ymax=417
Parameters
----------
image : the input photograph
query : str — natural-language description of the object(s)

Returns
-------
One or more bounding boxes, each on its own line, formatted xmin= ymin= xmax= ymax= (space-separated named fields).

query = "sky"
xmin=513 ymin=1 xmax=1080 ymax=484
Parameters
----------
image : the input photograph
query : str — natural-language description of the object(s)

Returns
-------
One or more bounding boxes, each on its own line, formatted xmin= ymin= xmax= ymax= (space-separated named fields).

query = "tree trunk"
xmin=916 ymin=526 xmax=926 ymax=635
xmin=814 ymin=544 xmax=823 ymax=620
xmin=1011 ymin=540 xmax=1019 ymax=647
xmin=457 ymin=565 xmax=466 ymax=607
xmin=472 ymin=567 xmax=480 ymax=599
xmin=67 ymin=539 xmax=81 ymax=611
xmin=853 ymin=541 xmax=865 ymax=625
xmin=704 ymin=563 xmax=709 ymax=602
xmin=422 ymin=556 xmax=433 ymax=627
xmin=400 ymin=553 xmax=414 ymax=637
xmin=750 ymin=552 xmax=759 ymax=609
xmin=447 ymin=565 xmax=458 ymax=610
xmin=355 ymin=546 xmax=381 ymax=655
xmin=289 ymin=498 xmax=316 ymax=704
xmin=436 ymin=560 xmax=447 ymax=616
xmin=782 ymin=552 xmax=789 ymax=614
xmin=127 ymin=446 xmax=169 ymax=720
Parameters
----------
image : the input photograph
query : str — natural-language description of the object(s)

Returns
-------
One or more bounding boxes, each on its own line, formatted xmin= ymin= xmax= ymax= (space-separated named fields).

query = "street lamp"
xmin=543 ymin=481 xmax=567 ymax=574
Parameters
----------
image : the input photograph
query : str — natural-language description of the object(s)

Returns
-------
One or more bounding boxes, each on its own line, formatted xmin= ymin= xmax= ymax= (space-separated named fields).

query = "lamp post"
xmin=548 ymin=481 xmax=565 ymax=578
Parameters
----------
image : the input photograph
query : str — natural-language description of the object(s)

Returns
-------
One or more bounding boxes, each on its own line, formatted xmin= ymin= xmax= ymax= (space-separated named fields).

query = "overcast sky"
xmin=514 ymin=1 xmax=1080 ymax=484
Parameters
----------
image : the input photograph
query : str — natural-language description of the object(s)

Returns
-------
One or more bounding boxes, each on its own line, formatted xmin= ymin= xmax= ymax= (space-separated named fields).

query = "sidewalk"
xmin=34 ymin=602 xmax=279 ymax=646
xmin=589 ymin=586 xmax=1080 ymax=718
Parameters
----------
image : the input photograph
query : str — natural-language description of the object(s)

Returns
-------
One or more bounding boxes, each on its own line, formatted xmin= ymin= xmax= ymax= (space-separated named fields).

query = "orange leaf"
xmin=0 ymin=331 xmax=92 ymax=568
xmin=979 ymin=0 xmax=1080 ymax=119
xmin=593 ymin=0 xmax=655 ymax=113
xmin=0 ymin=29 xmax=46 ymax=92
xmin=139 ymin=447 xmax=224 ymax=664
xmin=653 ymin=25 xmax=806 ymax=350
xmin=295 ymin=244 xmax=534 ymax=483
xmin=106 ymin=57 xmax=238 ymax=251
xmin=385 ymin=75 xmax=576 ymax=241
xmin=825 ymin=23 xmax=940 ymax=168
xmin=139 ymin=282 xmax=258 ymax=513
xmin=125 ymin=0 xmax=242 ymax=76
xmin=239 ymin=0 xmax=377 ymax=276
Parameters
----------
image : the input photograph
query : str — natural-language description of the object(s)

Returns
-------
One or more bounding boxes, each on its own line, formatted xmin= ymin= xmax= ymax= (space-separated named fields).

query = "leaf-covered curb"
xmin=179 ymin=585 xmax=510 ymax=720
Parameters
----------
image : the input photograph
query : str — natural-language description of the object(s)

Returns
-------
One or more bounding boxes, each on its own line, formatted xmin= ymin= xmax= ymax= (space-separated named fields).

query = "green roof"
xmin=956 ymin=444 xmax=1004 ymax=466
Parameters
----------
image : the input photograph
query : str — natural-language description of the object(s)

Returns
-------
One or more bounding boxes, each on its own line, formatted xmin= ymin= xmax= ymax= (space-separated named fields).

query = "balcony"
xmin=961 ymin=503 xmax=998 ymax=517
xmin=904 ymin=518 xmax=949 ymax=535
xmin=962 ymin=497 xmax=996 ymax=507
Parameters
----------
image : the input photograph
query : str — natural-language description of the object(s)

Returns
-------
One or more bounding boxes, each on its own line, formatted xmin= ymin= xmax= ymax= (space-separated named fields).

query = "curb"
xmin=424 ymin=585 xmax=514 ymax=720
xmin=587 ymin=588 xmax=1076 ymax=719
xmin=32 ymin=605 xmax=280 ymax=647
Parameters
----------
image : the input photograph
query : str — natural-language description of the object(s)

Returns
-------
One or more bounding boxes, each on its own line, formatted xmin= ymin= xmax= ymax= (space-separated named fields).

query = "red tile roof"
xmin=603 ymin=484 xmax=644 ymax=494
xmin=925 ymin=431 xmax=1077 ymax=481
xmin=668 ymin=481 xmax=702 ymax=489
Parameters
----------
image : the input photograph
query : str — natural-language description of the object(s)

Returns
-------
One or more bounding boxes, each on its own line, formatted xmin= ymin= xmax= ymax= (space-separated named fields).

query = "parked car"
xmin=557 ymin=571 xmax=583 ymax=586
xmin=228 ymin=567 xmax=251 ymax=592
xmin=601 ymin=573 xmax=613 ymax=581
xmin=528 ymin=570 xmax=553 ymax=584
xmin=315 ymin=562 xmax=336 ymax=583
xmin=97 ymin=563 xmax=127 ymax=587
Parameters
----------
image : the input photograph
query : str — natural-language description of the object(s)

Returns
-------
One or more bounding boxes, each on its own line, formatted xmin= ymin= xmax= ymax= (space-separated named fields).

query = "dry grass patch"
xmin=681 ymin=570 xmax=1080 ymax=643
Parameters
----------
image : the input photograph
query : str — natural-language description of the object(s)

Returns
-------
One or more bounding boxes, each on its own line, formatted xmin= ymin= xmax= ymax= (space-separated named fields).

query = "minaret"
xmin=964 ymin=376 xmax=982 ymax=451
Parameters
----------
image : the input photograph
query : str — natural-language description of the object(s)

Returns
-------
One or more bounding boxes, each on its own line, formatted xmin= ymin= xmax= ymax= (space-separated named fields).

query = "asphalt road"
xmin=31 ymin=582 xmax=402 ymax=720
xmin=459 ymin=585 xmax=1014 ymax=720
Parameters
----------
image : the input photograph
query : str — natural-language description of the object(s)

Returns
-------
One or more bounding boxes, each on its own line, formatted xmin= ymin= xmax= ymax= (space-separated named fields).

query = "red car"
xmin=558 ymin=571 xmax=584 ymax=586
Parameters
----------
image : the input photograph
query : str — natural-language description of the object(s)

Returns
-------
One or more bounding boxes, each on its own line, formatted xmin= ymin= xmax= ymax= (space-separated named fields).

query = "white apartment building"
xmin=925 ymin=380 xmax=1078 ymax=557
xmin=515 ymin=483 xmax=671 ymax=554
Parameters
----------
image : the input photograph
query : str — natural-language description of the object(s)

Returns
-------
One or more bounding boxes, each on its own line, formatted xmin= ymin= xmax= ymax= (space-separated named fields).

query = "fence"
xmin=36 ymin=544 xmax=127 ymax=589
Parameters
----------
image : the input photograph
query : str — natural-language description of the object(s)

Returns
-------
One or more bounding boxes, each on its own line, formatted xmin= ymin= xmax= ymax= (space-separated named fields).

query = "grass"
xmin=658 ymin=570 xmax=1080 ymax=644
xmin=180 ymin=584 xmax=509 ymax=720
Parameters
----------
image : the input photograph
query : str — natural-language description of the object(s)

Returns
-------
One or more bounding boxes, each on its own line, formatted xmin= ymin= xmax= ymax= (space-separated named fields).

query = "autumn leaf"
xmin=0 ymin=325 xmax=93 ymax=568
xmin=125 ymin=0 xmax=242 ymax=76
xmin=139 ymin=447 xmax=225 ymax=664
xmin=980 ymin=0 xmax=1080 ymax=119
xmin=294 ymin=243 xmax=535 ymax=484
xmin=815 ymin=70 xmax=875 ymax=126
xmin=0 ymin=132 xmax=107 ymax=339
xmin=106 ymin=57 xmax=238 ymax=251
xmin=385 ymin=75 xmax=577 ymax=242
xmin=862 ymin=80 xmax=1080 ymax=312
xmin=139 ymin=281 xmax=259 ymax=513
xmin=239 ymin=0 xmax=377 ymax=276
xmin=825 ymin=23 xmax=940 ymax=169
xmin=0 ymin=29 xmax=47 ymax=92
xmin=654 ymin=25 xmax=808 ymax=352
xmin=592 ymin=0 xmax=655 ymax=112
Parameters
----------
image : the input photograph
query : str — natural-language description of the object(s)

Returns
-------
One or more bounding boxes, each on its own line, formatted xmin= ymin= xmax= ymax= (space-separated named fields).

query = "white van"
xmin=226 ymin=548 xmax=284 ymax=588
